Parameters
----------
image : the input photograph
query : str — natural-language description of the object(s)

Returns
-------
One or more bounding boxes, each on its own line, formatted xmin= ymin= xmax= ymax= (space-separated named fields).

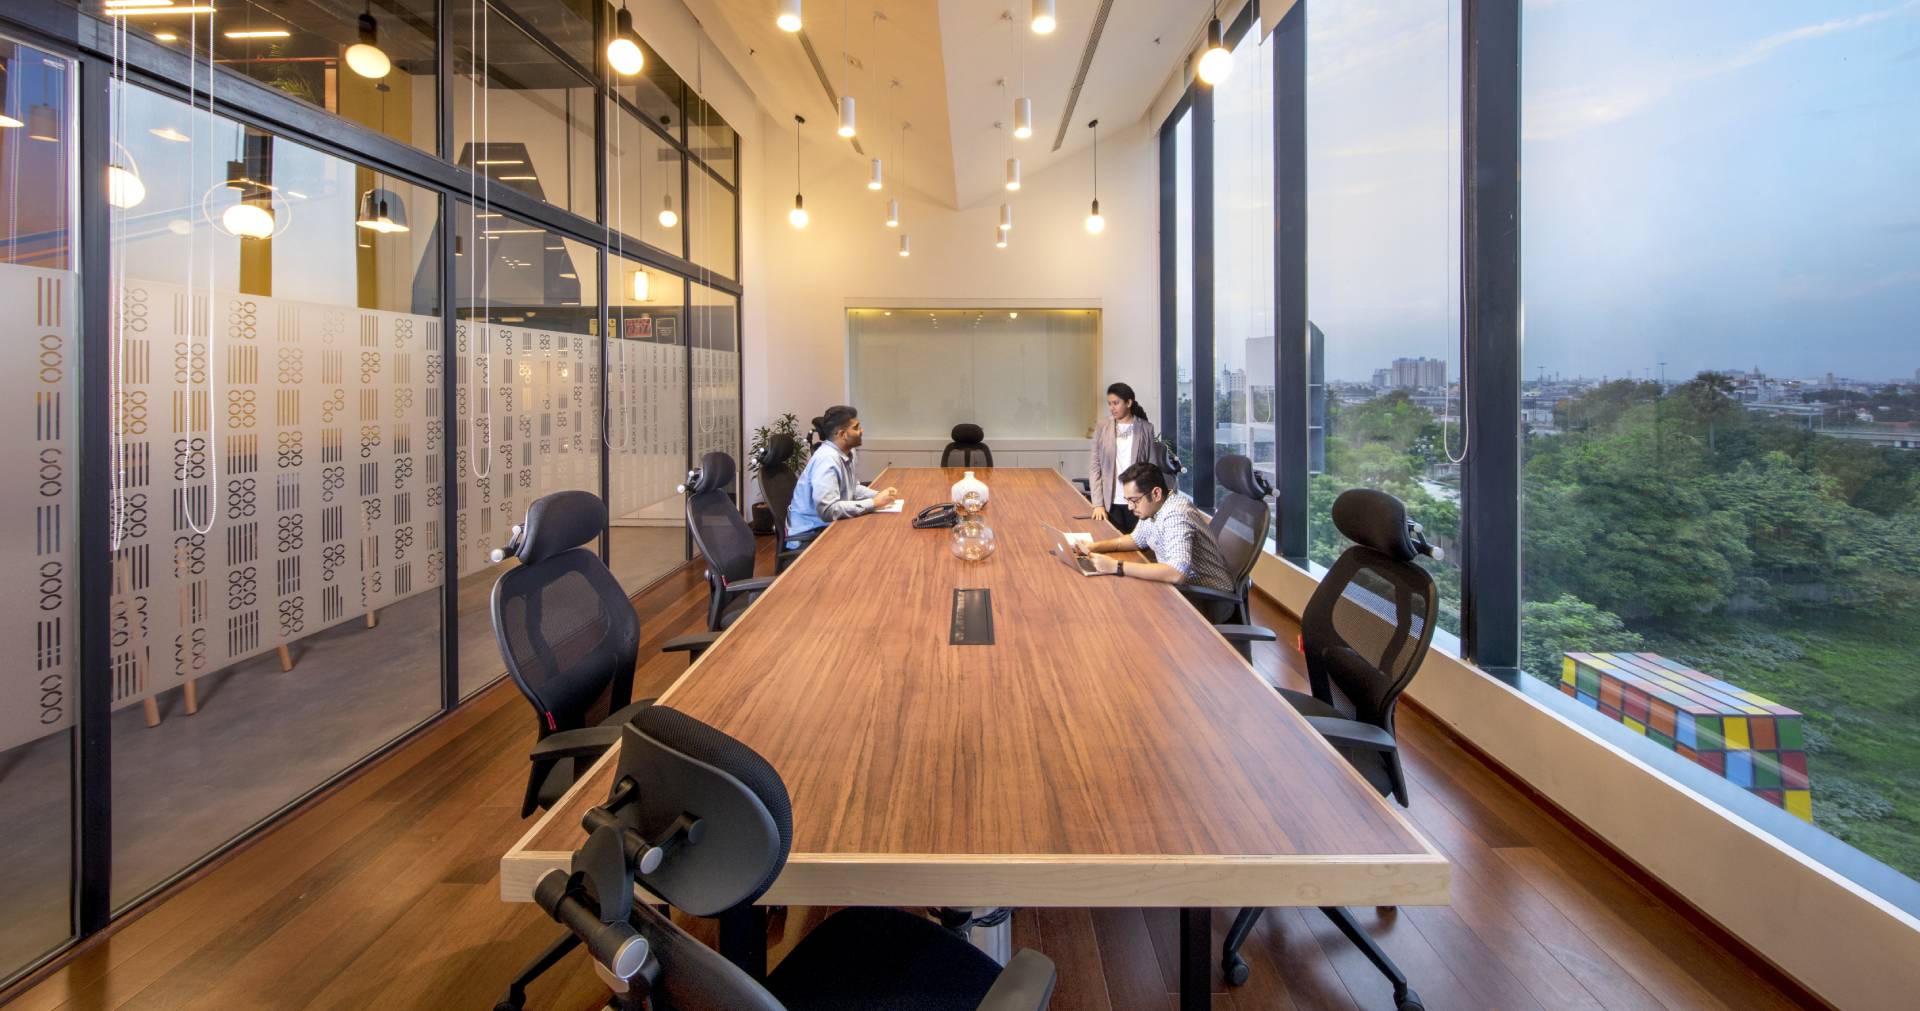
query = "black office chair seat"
xmin=767 ymin=907 xmax=1008 ymax=1011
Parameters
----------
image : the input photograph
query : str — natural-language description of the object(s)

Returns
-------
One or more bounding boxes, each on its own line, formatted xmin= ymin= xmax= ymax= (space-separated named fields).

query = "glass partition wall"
xmin=0 ymin=2 xmax=742 ymax=986
xmin=1159 ymin=0 xmax=1920 ymax=921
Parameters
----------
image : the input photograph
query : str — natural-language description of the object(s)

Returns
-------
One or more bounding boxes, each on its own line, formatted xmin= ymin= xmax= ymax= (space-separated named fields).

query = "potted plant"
xmin=747 ymin=413 xmax=812 ymax=534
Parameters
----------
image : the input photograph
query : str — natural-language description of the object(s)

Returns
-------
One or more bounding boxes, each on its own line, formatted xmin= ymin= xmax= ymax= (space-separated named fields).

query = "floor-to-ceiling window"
xmin=1303 ymin=0 xmax=1462 ymax=633
xmin=1211 ymin=18 xmax=1274 ymax=488
xmin=1521 ymin=0 xmax=1920 ymax=893
xmin=0 ymin=31 xmax=77 ymax=976
xmin=1171 ymin=112 xmax=1194 ymax=495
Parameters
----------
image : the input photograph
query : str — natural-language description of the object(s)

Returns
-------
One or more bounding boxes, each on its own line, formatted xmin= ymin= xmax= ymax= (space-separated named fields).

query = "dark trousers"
xmin=1105 ymin=505 xmax=1138 ymax=536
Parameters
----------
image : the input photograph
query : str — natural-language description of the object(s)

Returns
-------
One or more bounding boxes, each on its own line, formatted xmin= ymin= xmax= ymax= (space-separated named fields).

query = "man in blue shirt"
xmin=785 ymin=405 xmax=898 ymax=547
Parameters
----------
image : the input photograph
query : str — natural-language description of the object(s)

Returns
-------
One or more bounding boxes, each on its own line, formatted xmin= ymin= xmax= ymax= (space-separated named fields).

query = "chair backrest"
xmin=756 ymin=434 xmax=800 ymax=538
xmin=1300 ymin=489 xmax=1438 ymax=729
xmin=940 ymin=423 xmax=994 ymax=468
xmin=491 ymin=491 xmax=640 ymax=738
xmin=1210 ymin=455 xmax=1272 ymax=592
xmin=685 ymin=452 xmax=757 ymax=586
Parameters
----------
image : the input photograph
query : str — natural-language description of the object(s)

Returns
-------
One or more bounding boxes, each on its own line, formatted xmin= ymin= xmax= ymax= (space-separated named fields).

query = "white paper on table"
xmin=1064 ymin=531 xmax=1094 ymax=548
xmin=875 ymin=499 xmax=906 ymax=513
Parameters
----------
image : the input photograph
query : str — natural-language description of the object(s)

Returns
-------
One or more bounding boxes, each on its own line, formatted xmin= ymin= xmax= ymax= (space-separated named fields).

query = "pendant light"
xmin=777 ymin=0 xmax=803 ymax=33
xmin=1005 ymin=157 xmax=1020 ymax=192
xmin=1010 ymin=12 xmax=1032 ymax=139
xmin=887 ymin=120 xmax=907 ymax=228
xmin=27 ymin=103 xmax=57 ymax=142
xmin=1084 ymin=119 xmax=1105 ymax=234
xmin=1197 ymin=2 xmax=1232 ymax=86
xmin=658 ymin=192 xmax=678 ymax=228
xmin=885 ymin=199 xmax=899 ymax=227
xmin=868 ymin=157 xmax=883 ymax=190
xmin=836 ymin=1 xmax=856 ymax=137
xmin=1030 ymin=0 xmax=1057 ymax=35
xmin=898 ymin=234 xmax=910 ymax=257
xmin=345 ymin=1 xmax=392 ymax=79
xmin=999 ymin=202 xmax=1013 ymax=232
xmin=994 ymin=228 xmax=1007 ymax=249
xmin=107 ymin=159 xmax=146 ymax=210
xmin=356 ymin=187 xmax=411 ymax=234
xmin=608 ymin=3 xmax=645 ymax=77
xmin=0 ymin=61 xmax=20 ymax=130
xmin=631 ymin=269 xmax=650 ymax=302
xmin=789 ymin=114 xmax=809 ymax=229
xmin=224 ymin=200 xmax=275 ymax=240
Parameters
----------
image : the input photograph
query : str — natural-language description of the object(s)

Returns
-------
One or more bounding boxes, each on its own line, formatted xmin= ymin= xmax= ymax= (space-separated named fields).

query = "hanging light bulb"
xmin=1005 ymin=157 xmax=1020 ymax=192
xmin=1084 ymin=119 xmax=1105 ymax=234
xmin=838 ymin=94 xmax=856 ymax=139
xmin=790 ymin=114 xmax=809 ymax=228
xmin=1031 ymin=0 xmax=1057 ymax=35
xmin=885 ymin=198 xmax=899 ymax=228
xmin=1013 ymin=96 xmax=1033 ymax=140
xmin=608 ymin=4 xmax=645 ymax=77
xmin=1085 ymin=198 xmax=1105 ymax=234
xmin=345 ymin=3 xmax=392 ymax=79
xmin=868 ymin=157 xmax=883 ymax=191
xmin=790 ymin=194 xmax=808 ymax=228
xmin=777 ymin=0 xmax=803 ymax=32
xmin=898 ymin=234 xmax=910 ymax=257
xmin=631 ymin=270 xmax=651 ymax=302
xmin=107 ymin=163 xmax=146 ymax=209
xmin=999 ymin=203 xmax=1013 ymax=232
xmin=1197 ymin=5 xmax=1232 ymax=86
xmin=658 ymin=192 xmax=678 ymax=228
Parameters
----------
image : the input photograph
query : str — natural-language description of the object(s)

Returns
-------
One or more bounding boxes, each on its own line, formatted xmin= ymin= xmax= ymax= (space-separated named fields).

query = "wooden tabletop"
xmin=503 ymin=468 xmax=1449 ymax=908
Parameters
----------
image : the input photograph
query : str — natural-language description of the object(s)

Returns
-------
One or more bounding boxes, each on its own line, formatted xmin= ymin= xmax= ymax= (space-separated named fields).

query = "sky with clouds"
xmin=1209 ymin=0 xmax=1920 ymax=385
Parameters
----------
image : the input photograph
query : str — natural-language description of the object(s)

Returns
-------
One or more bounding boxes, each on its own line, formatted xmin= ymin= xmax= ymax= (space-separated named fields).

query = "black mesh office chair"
xmin=1180 ymin=455 xmax=1270 ymax=625
xmin=685 ymin=451 xmax=775 ymax=632
xmin=511 ymin=705 xmax=1059 ymax=1011
xmin=940 ymin=423 xmax=994 ymax=468
xmin=1218 ymin=488 xmax=1439 ymax=1011
xmin=755 ymin=434 xmax=817 ymax=574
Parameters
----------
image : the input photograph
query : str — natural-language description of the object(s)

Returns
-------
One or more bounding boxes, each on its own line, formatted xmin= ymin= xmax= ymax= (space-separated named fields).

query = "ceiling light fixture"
xmin=836 ymin=1 xmax=855 ymax=137
xmin=225 ymin=29 xmax=292 ymax=40
xmin=631 ymin=270 xmax=650 ymax=302
xmin=868 ymin=157 xmax=883 ymax=190
xmin=1030 ymin=0 xmax=1056 ymax=35
xmin=777 ymin=0 xmax=803 ymax=33
xmin=107 ymin=162 xmax=146 ymax=210
xmin=149 ymin=125 xmax=190 ymax=142
xmin=659 ymin=192 xmax=678 ymax=228
xmin=1004 ymin=157 xmax=1020 ymax=192
xmin=999 ymin=202 xmax=1012 ymax=231
xmin=355 ymin=187 xmax=411 ymax=233
xmin=1008 ymin=11 xmax=1032 ymax=139
xmin=1197 ymin=2 xmax=1232 ymax=86
xmin=1084 ymin=119 xmax=1105 ymax=234
xmin=885 ymin=198 xmax=899 ymax=228
xmin=346 ymin=2 xmax=392 ymax=79
xmin=608 ymin=3 xmax=644 ymax=77
xmin=790 ymin=114 xmax=809 ymax=228
xmin=994 ymin=228 xmax=1007 ymax=249
xmin=898 ymin=233 xmax=910 ymax=257
xmin=106 ymin=4 xmax=217 ymax=14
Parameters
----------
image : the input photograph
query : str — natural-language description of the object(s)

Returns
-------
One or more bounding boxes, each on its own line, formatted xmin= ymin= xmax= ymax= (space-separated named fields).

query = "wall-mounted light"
xmin=1197 ymin=3 xmax=1232 ymax=86
xmin=608 ymin=4 xmax=645 ymax=77
xmin=346 ymin=3 xmax=392 ymax=80
xmin=777 ymin=0 xmax=803 ymax=33
xmin=1031 ymin=0 xmax=1056 ymax=35
xmin=1005 ymin=157 xmax=1020 ymax=192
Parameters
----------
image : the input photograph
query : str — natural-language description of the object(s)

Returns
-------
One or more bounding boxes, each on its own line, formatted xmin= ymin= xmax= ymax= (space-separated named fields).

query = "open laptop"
xmin=1042 ymin=524 xmax=1112 ymax=577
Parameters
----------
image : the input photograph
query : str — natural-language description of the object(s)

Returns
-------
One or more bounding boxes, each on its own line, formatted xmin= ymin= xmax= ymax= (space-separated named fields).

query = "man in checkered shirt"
xmin=1074 ymin=461 xmax=1238 ymax=622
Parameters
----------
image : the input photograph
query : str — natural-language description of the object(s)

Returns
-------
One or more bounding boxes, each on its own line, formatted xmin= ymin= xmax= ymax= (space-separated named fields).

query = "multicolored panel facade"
xmin=1560 ymin=652 xmax=1811 ymax=822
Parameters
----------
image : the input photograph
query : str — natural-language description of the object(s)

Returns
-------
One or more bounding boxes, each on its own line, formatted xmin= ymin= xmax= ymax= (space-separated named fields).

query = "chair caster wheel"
xmin=1395 ymin=987 xmax=1424 ymax=1011
xmin=1223 ymin=956 xmax=1249 ymax=987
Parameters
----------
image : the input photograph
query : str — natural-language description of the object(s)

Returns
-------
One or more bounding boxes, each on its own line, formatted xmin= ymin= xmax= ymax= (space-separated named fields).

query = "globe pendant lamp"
xmin=1197 ymin=3 xmax=1232 ymax=86
xmin=608 ymin=4 xmax=645 ymax=77
xmin=345 ymin=3 xmax=392 ymax=79
xmin=658 ymin=192 xmax=678 ymax=228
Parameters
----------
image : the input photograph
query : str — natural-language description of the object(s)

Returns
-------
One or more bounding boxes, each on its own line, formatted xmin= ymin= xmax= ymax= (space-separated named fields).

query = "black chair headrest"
xmin=618 ymin=706 xmax=793 ymax=916
xmin=758 ymin=434 xmax=797 ymax=469
xmin=515 ymin=490 xmax=607 ymax=565
xmin=687 ymin=452 xmax=736 ymax=495
xmin=950 ymin=423 xmax=985 ymax=445
xmin=1331 ymin=488 xmax=1419 ymax=563
xmin=1215 ymin=455 xmax=1271 ymax=501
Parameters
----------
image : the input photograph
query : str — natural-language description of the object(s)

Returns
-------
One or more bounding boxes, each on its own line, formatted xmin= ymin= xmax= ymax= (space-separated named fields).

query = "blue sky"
xmin=1288 ymin=0 xmax=1920 ymax=384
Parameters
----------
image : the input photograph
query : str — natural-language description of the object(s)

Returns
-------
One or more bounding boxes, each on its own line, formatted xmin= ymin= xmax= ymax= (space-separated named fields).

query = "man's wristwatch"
xmin=1116 ymin=561 xmax=1126 ymax=578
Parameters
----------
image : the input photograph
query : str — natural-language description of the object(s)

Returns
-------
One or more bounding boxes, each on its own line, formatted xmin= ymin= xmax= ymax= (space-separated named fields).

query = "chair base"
xmin=1221 ymin=906 xmax=1423 ymax=1011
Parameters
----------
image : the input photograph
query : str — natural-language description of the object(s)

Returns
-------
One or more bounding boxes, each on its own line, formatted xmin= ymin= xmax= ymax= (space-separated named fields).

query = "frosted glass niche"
xmin=847 ymin=308 xmax=1100 ymax=440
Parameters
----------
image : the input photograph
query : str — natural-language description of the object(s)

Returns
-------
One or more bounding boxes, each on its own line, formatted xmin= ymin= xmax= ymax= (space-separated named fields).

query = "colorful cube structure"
xmin=1560 ymin=652 xmax=1811 ymax=822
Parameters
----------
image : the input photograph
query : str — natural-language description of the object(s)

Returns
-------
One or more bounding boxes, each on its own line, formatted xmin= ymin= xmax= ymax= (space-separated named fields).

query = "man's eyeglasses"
xmin=1123 ymin=492 xmax=1150 ymax=507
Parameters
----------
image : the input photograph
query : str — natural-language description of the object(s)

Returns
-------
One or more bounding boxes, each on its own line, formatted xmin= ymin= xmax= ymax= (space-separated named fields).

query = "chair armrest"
xmin=1305 ymin=715 xmax=1398 ymax=754
xmin=529 ymin=725 xmax=624 ymax=763
xmin=723 ymin=576 xmax=776 ymax=594
xmin=974 ymin=949 xmax=1058 ymax=1011
xmin=660 ymin=631 xmax=721 ymax=655
xmin=1214 ymin=624 xmax=1278 ymax=643
xmin=1178 ymin=584 xmax=1244 ymax=609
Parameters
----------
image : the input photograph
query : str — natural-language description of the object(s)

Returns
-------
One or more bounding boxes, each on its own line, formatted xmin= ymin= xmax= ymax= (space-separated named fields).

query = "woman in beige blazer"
xmin=1088 ymin=382 xmax=1159 ymax=535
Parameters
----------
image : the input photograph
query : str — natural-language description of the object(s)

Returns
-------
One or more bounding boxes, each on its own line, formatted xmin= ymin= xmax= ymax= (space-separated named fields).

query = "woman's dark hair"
xmin=1106 ymin=382 xmax=1148 ymax=422
xmin=812 ymin=405 xmax=859 ymax=443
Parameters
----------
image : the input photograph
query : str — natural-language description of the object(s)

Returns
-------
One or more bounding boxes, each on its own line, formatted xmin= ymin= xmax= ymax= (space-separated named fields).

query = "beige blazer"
xmin=1088 ymin=414 xmax=1160 ymax=509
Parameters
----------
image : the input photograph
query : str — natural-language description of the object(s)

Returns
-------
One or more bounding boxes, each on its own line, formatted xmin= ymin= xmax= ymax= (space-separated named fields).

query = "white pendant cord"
xmin=695 ymin=36 xmax=716 ymax=441
xmin=466 ymin=0 xmax=494 ymax=480
xmin=603 ymin=45 xmax=620 ymax=453
xmin=183 ymin=7 xmax=221 ymax=537
xmin=108 ymin=12 xmax=127 ymax=550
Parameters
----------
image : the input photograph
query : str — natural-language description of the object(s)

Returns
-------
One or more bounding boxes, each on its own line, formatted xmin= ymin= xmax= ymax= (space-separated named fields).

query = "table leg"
xmin=967 ymin=907 xmax=1013 ymax=966
xmin=718 ymin=902 xmax=767 ymax=981
xmin=1179 ymin=907 xmax=1212 ymax=1011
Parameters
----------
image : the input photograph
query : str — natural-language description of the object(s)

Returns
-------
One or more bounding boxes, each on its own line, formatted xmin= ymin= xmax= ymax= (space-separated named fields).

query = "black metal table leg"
xmin=718 ymin=902 xmax=767 ymax=981
xmin=1179 ymin=907 xmax=1212 ymax=1010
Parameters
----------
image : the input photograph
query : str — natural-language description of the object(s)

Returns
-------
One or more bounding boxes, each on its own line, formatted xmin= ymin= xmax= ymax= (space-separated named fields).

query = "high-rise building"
xmin=1389 ymin=356 xmax=1447 ymax=390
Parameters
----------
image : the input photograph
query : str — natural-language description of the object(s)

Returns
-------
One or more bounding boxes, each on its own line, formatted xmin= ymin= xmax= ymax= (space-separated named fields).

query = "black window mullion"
xmin=1192 ymin=83 xmax=1217 ymax=511
xmin=1159 ymin=121 xmax=1178 ymax=438
xmin=1273 ymin=0 xmax=1309 ymax=563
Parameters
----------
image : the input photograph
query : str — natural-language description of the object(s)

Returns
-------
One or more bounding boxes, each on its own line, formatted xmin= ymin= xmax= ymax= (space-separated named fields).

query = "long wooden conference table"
xmin=502 ymin=467 xmax=1449 ymax=1008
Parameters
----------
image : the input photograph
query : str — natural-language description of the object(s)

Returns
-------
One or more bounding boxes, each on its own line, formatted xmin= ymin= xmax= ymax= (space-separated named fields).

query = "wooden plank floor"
xmin=3 ymin=540 xmax=1806 ymax=1011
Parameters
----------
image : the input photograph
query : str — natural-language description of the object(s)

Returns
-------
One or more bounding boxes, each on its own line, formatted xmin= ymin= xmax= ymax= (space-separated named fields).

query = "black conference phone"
xmin=912 ymin=502 xmax=960 ymax=528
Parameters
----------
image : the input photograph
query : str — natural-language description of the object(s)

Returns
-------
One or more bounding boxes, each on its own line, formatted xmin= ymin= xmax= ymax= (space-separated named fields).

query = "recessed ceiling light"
xmin=224 ymin=30 xmax=293 ymax=40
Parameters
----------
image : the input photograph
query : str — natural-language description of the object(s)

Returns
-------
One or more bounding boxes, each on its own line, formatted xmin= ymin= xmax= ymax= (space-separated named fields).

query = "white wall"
xmin=741 ymin=113 xmax=1163 ymax=452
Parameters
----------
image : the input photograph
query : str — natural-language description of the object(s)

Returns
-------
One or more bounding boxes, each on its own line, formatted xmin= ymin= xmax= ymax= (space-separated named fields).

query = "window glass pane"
xmin=1522 ymin=0 xmax=1920 ymax=897
xmin=452 ymin=5 xmax=597 ymax=220
xmin=0 ymin=35 xmax=75 ymax=977
xmin=1173 ymin=113 xmax=1194 ymax=495
xmin=106 ymin=82 xmax=445 ymax=906
xmin=1304 ymin=0 xmax=1462 ymax=634
xmin=691 ymin=283 xmax=740 ymax=466
xmin=452 ymin=204 xmax=602 ymax=697
xmin=687 ymin=92 xmax=737 ymax=186
xmin=847 ymin=309 xmax=1100 ymax=440
xmin=103 ymin=0 xmax=438 ymax=152
xmin=689 ymin=165 xmax=736 ymax=278
xmin=608 ymin=260 xmax=687 ymax=591
xmin=619 ymin=37 xmax=685 ymax=143
xmin=1212 ymin=22 xmax=1274 ymax=490
xmin=609 ymin=97 xmax=685 ymax=260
